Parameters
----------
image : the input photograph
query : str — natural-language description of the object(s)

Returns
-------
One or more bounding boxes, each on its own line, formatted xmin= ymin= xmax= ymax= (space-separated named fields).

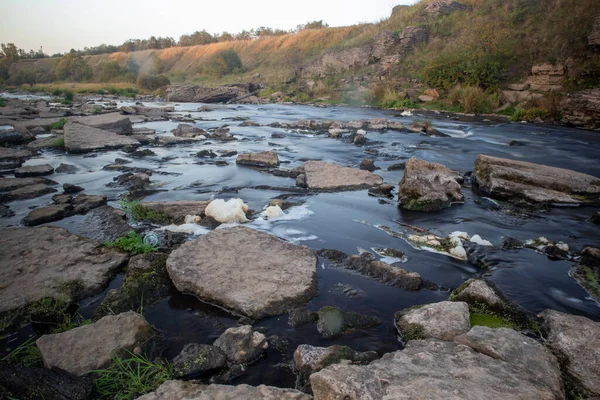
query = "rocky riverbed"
xmin=0 ymin=92 xmax=599 ymax=399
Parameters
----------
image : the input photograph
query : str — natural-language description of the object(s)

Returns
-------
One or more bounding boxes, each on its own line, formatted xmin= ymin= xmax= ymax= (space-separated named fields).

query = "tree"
xmin=298 ymin=20 xmax=329 ymax=30
xmin=55 ymin=50 xmax=92 ymax=81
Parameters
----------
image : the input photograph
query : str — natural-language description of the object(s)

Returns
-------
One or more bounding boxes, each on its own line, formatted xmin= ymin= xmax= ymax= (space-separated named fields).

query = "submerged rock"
xmin=36 ymin=311 xmax=153 ymax=376
xmin=343 ymin=252 xmax=424 ymax=290
xmin=214 ymin=325 xmax=268 ymax=364
xmin=316 ymin=306 xmax=380 ymax=338
xmin=288 ymin=308 xmax=319 ymax=328
xmin=310 ymin=339 xmax=562 ymax=399
xmin=172 ymin=343 xmax=227 ymax=377
xmin=64 ymin=122 xmax=140 ymax=153
xmin=399 ymin=157 xmax=464 ymax=211
xmin=14 ymin=164 xmax=54 ymax=178
xmin=166 ymin=226 xmax=317 ymax=319
xmin=539 ymin=309 xmax=600 ymax=397
xmin=236 ymin=151 xmax=280 ymax=168
xmin=473 ymin=154 xmax=600 ymax=205
xmin=395 ymin=301 xmax=470 ymax=341
xmin=76 ymin=205 xmax=132 ymax=243
xmin=293 ymin=344 xmax=378 ymax=393
xmin=171 ymin=123 xmax=206 ymax=138
xmin=138 ymin=380 xmax=311 ymax=400
xmin=302 ymin=161 xmax=383 ymax=191
xmin=0 ymin=204 xmax=13 ymax=218
xmin=95 ymin=253 xmax=172 ymax=319
xmin=0 ymin=226 xmax=128 ymax=317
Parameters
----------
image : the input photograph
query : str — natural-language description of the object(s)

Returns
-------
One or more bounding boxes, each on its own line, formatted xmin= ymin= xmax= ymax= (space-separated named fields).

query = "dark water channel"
xmin=1 ymin=99 xmax=600 ymax=388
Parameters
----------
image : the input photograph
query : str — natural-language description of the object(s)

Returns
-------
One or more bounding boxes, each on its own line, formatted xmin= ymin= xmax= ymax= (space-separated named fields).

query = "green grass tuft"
xmin=1 ymin=336 xmax=42 ymax=367
xmin=48 ymin=118 xmax=67 ymax=130
xmin=93 ymin=352 xmax=174 ymax=400
xmin=0 ymin=97 xmax=6 ymax=107
xmin=120 ymin=199 xmax=170 ymax=224
xmin=105 ymin=231 xmax=157 ymax=255
xmin=470 ymin=312 xmax=517 ymax=329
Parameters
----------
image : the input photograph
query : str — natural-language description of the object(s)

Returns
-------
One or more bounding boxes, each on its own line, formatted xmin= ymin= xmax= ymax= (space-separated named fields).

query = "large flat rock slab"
xmin=76 ymin=112 xmax=133 ymax=134
xmin=303 ymin=161 xmax=383 ymax=191
xmin=310 ymin=339 xmax=562 ymax=399
xmin=138 ymin=380 xmax=312 ymax=400
xmin=166 ymin=226 xmax=317 ymax=318
xmin=64 ymin=122 xmax=140 ymax=153
xmin=395 ymin=301 xmax=470 ymax=340
xmin=473 ymin=154 xmax=600 ymax=205
xmin=36 ymin=311 xmax=153 ymax=375
xmin=539 ymin=309 xmax=600 ymax=397
xmin=0 ymin=226 xmax=128 ymax=315
xmin=399 ymin=157 xmax=464 ymax=211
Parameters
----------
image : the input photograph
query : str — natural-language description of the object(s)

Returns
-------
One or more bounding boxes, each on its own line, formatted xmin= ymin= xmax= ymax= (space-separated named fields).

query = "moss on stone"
xmin=470 ymin=312 xmax=516 ymax=329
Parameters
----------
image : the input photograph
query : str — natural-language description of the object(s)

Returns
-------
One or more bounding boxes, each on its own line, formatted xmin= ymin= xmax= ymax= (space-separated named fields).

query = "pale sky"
xmin=1 ymin=0 xmax=418 ymax=55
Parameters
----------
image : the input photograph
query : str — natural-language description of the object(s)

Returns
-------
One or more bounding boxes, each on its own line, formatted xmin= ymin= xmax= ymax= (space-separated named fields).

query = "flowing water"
xmin=2 ymin=99 xmax=600 ymax=387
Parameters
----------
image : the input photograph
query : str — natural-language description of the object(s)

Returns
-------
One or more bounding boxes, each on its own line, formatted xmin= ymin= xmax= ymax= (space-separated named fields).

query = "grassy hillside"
xmin=5 ymin=0 xmax=599 ymax=115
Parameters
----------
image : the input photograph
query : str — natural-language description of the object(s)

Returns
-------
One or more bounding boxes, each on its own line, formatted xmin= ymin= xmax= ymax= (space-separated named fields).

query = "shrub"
xmin=421 ymin=52 xmax=507 ymax=90
xmin=448 ymin=86 xmax=498 ymax=114
xmin=94 ymin=60 xmax=127 ymax=82
xmin=56 ymin=51 xmax=92 ymax=82
xmin=136 ymin=74 xmax=170 ymax=91
xmin=207 ymin=49 xmax=243 ymax=76
xmin=105 ymin=231 xmax=157 ymax=255
xmin=63 ymin=90 xmax=74 ymax=102
xmin=120 ymin=199 xmax=170 ymax=223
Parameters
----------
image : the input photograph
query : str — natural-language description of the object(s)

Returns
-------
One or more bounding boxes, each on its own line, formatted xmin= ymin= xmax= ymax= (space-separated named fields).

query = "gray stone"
xmin=0 ymin=183 xmax=57 ymax=202
xmin=138 ymin=380 xmax=311 ymax=400
xmin=77 ymin=112 xmax=133 ymax=134
xmin=343 ymin=253 xmax=423 ymax=290
xmin=539 ymin=309 xmax=600 ymax=396
xmin=0 ymin=147 xmax=32 ymax=169
xmin=399 ymin=157 xmax=464 ymax=211
xmin=473 ymin=154 xmax=600 ymax=205
xmin=0 ymin=129 xmax=26 ymax=145
xmin=36 ymin=311 xmax=153 ymax=376
xmin=303 ymin=161 xmax=383 ymax=191
xmin=236 ymin=151 xmax=280 ymax=168
xmin=166 ymin=226 xmax=317 ymax=319
xmin=166 ymin=85 xmax=241 ymax=103
xmin=64 ymin=122 xmax=140 ymax=153
xmin=395 ymin=301 xmax=470 ymax=341
xmin=359 ymin=159 xmax=376 ymax=172
xmin=172 ymin=343 xmax=227 ymax=377
xmin=0 ymin=177 xmax=56 ymax=192
xmin=63 ymin=183 xmax=84 ymax=193
xmin=0 ymin=226 xmax=128 ymax=315
xmin=310 ymin=339 xmax=561 ymax=400
xmin=26 ymin=135 xmax=64 ymax=151
xmin=22 ymin=204 xmax=73 ymax=226
xmin=454 ymin=326 xmax=563 ymax=399
xmin=294 ymin=344 xmax=378 ymax=392
xmin=55 ymin=163 xmax=79 ymax=174
xmin=140 ymin=200 xmax=211 ymax=224
xmin=14 ymin=164 xmax=54 ymax=178
xmin=171 ymin=124 xmax=206 ymax=138
xmin=288 ymin=308 xmax=318 ymax=328
xmin=0 ymin=204 xmax=13 ymax=218
xmin=76 ymin=206 xmax=132 ymax=243
xmin=451 ymin=279 xmax=505 ymax=309
xmin=71 ymin=194 xmax=107 ymax=214
xmin=214 ymin=325 xmax=268 ymax=364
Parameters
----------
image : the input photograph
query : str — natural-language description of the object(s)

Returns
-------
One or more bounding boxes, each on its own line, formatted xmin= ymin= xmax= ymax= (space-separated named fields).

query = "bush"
xmin=94 ymin=60 xmax=128 ymax=82
xmin=511 ymin=107 xmax=550 ymax=122
xmin=63 ymin=90 xmax=74 ymax=102
xmin=448 ymin=86 xmax=498 ymax=114
xmin=206 ymin=49 xmax=243 ymax=76
xmin=120 ymin=198 xmax=170 ymax=223
xmin=136 ymin=74 xmax=170 ymax=91
xmin=56 ymin=51 xmax=92 ymax=82
xmin=421 ymin=52 xmax=507 ymax=90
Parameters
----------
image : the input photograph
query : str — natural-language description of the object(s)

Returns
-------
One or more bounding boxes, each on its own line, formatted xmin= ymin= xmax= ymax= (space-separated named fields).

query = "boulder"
xmin=310 ymin=339 xmax=561 ymax=399
xmin=36 ymin=311 xmax=153 ymax=376
xmin=559 ymin=88 xmax=600 ymax=130
xmin=140 ymin=200 xmax=210 ymax=224
xmin=539 ymin=309 xmax=600 ymax=397
xmin=214 ymin=325 xmax=268 ymax=364
xmin=64 ymin=122 xmax=140 ymax=153
xmin=63 ymin=183 xmax=84 ymax=193
xmin=294 ymin=344 xmax=378 ymax=392
xmin=399 ymin=157 xmax=464 ymax=211
xmin=359 ymin=159 xmax=376 ymax=172
xmin=454 ymin=326 xmax=563 ymax=399
xmin=76 ymin=205 xmax=132 ymax=243
xmin=302 ymin=161 xmax=382 ymax=191
xmin=0 ymin=226 xmax=128 ymax=316
xmin=22 ymin=204 xmax=73 ymax=226
xmin=55 ymin=163 xmax=79 ymax=174
xmin=236 ymin=151 xmax=280 ymax=168
xmin=317 ymin=306 xmax=380 ymax=338
xmin=166 ymin=226 xmax=317 ymax=319
xmin=137 ymin=380 xmax=311 ymax=400
xmin=451 ymin=279 xmax=505 ymax=309
xmin=0 ymin=361 xmax=93 ymax=400
xmin=14 ymin=164 xmax=54 ymax=178
xmin=95 ymin=253 xmax=172 ymax=319
xmin=109 ymin=172 xmax=150 ymax=191
xmin=166 ymin=85 xmax=241 ymax=103
xmin=395 ymin=301 xmax=470 ymax=341
xmin=0 ymin=179 xmax=57 ymax=202
xmin=171 ymin=123 xmax=206 ymax=138
xmin=0 ymin=129 xmax=26 ymax=145
xmin=473 ymin=154 xmax=600 ymax=205
xmin=77 ymin=112 xmax=133 ymax=134
xmin=172 ymin=343 xmax=227 ymax=377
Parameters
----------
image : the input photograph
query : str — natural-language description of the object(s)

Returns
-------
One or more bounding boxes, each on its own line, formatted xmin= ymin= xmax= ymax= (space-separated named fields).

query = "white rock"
xmin=450 ymin=231 xmax=470 ymax=241
xmin=449 ymin=236 xmax=462 ymax=247
xmin=184 ymin=215 xmax=201 ymax=224
xmin=205 ymin=199 xmax=249 ymax=223
xmin=263 ymin=205 xmax=283 ymax=219
xmin=470 ymin=234 xmax=493 ymax=246
xmin=357 ymin=129 xmax=366 ymax=135
xmin=450 ymin=245 xmax=467 ymax=260
xmin=556 ymin=242 xmax=569 ymax=252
